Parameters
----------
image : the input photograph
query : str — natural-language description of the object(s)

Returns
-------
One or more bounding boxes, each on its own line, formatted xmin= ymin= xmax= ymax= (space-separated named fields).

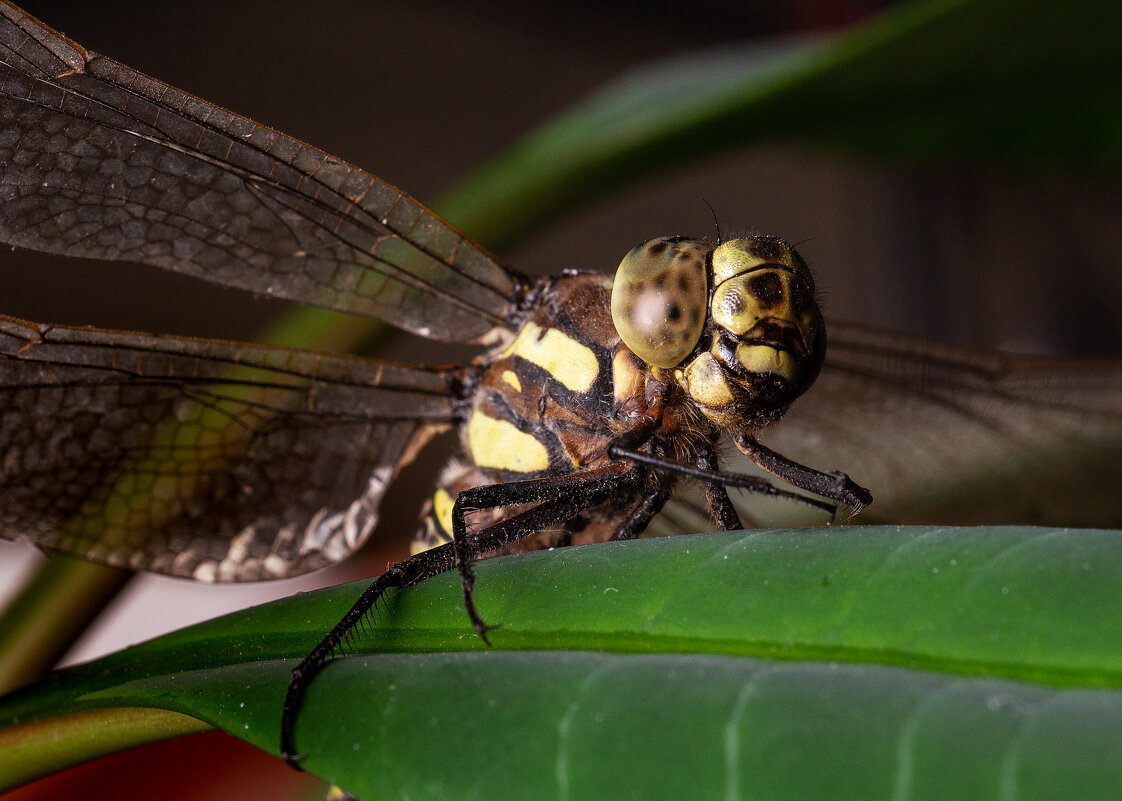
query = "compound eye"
xmin=610 ymin=237 xmax=709 ymax=368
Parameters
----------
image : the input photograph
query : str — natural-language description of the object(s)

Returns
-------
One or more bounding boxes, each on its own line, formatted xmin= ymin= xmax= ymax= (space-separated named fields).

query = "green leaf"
xmin=3 ymin=526 xmax=1122 ymax=798
xmin=216 ymin=653 xmax=1122 ymax=800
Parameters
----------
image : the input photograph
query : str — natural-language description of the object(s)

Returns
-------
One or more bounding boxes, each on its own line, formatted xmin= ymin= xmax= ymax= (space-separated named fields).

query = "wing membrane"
xmin=0 ymin=3 xmax=523 ymax=343
xmin=752 ymin=321 xmax=1122 ymax=526
xmin=0 ymin=315 xmax=456 ymax=580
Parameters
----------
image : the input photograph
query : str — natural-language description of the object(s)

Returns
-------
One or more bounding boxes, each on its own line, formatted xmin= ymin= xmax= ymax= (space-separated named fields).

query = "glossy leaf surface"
xmin=3 ymin=527 xmax=1121 ymax=798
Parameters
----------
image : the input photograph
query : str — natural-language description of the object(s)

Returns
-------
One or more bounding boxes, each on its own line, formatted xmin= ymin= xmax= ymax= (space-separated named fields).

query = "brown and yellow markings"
xmin=611 ymin=347 xmax=648 ymax=414
xmin=466 ymin=411 xmax=550 ymax=473
xmin=500 ymin=369 xmax=521 ymax=392
xmin=555 ymin=277 xmax=620 ymax=348
xmin=502 ymin=321 xmax=599 ymax=394
xmin=711 ymin=238 xmax=793 ymax=284
xmin=552 ymin=423 xmax=612 ymax=469
xmin=432 ymin=487 xmax=455 ymax=535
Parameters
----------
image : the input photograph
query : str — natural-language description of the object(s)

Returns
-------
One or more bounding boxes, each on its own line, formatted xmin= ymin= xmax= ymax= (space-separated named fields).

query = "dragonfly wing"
xmin=0 ymin=5 xmax=523 ymax=344
xmin=752 ymin=321 xmax=1122 ymax=527
xmin=0 ymin=316 xmax=456 ymax=581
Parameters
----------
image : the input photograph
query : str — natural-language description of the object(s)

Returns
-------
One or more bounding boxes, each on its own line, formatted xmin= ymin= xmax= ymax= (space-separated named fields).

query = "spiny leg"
xmin=696 ymin=448 xmax=743 ymax=531
xmin=605 ymin=427 xmax=742 ymax=535
xmin=607 ymin=442 xmax=839 ymax=516
xmin=282 ymin=484 xmax=618 ymax=765
xmin=734 ymin=433 xmax=872 ymax=516
xmin=281 ymin=543 xmax=457 ymax=765
xmin=282 ymin=465 xmax=640 ymax=764
xmin=607 ymin=449 xmax=742 ymax=542
xmin=450 ymin=465 xmax=638 ymax=640
xmin=609 ymin=481 xmax=673 ymax=541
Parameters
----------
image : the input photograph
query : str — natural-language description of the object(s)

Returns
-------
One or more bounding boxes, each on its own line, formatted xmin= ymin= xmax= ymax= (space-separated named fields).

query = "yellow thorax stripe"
xmin=501 ymin=370 xmax=522 ymax=392
xmin=433 ymin=487 xmax=456 ymax=535
xmin=504 ymin=321 xmax=599 ymax=394
xmin=468 ymin=412 xmax=550 ymax=473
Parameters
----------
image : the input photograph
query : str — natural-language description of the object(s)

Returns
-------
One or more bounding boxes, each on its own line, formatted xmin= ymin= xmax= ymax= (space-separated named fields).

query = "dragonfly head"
xmin=611 ymin=235 xmax=825 ymax=430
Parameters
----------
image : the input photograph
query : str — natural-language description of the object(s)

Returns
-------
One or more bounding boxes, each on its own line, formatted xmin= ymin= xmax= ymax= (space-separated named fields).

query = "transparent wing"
xmin=0 ymin=315 xmax=456 ymax=581
xmin=751 ymin=321 xmax=1122 ymax=527
xmin=0 ymin=4 xmax=523 ymax=343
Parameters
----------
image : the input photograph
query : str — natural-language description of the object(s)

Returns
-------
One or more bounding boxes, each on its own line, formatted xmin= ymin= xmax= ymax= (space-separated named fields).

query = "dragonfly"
xmin=1 ymin=1 xmax=1121 ymax=766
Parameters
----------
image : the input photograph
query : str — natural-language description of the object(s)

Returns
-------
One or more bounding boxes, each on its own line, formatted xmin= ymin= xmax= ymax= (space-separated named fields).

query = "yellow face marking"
xmin=711 ymin=237 xmax=810 ymax=285
xmin=678 ymin=351 xmax=734 ymax=410
xmin=501 ymin=370 xmax=522 ymax=392
xmin=509 ymin=321 xmax=599 ymax=394
xmin=468 ymin=412 xmax=550 ymax=473
xmin=737 ymin=343 xmax=796 ymax=380
xmin=710 ymin=238 xmax=816 ymax=350
xmin=711 ymin=241 xmax=776 ymax=285
xmin=711 ymin=269 xmax=811 ymax=337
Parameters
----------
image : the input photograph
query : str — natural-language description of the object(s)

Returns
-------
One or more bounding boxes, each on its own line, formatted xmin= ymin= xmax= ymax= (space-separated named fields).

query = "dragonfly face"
xmin=1 ymin=0 xmax=1121 ymax=767
xmin=612 ymin=235 xmax=826 ymax=433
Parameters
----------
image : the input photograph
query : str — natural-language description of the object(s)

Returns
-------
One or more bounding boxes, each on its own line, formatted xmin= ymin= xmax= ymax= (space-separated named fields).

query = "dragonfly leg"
xmin=734 ymin=433 xmax=872 ymax=516
xmin=608 ymin=481 xmax=673 ymax=540
xmin=280 ymin=543 xmax=457 ymax=766
xmin=282 ymin=464 xmax=642 ymax=765
xmin=607 ymin=442 xmax=839 ymax=515
xmin=607 ymin=447 xmax=747 ymax=539
xmin=449 ymin=464 xmax=639 ymax=641
xmin=696 ymin=449 xmax=743 ymax=530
